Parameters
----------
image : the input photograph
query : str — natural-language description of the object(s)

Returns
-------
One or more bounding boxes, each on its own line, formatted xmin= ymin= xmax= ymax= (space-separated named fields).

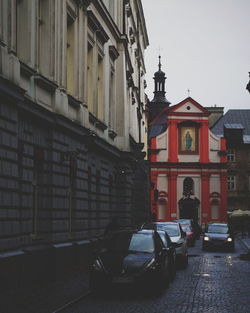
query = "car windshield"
xmin=175 ymin=219 xmax=191 ymax=225
xmin=157 ymin=224 xmax=180 ymax=237
xmin=128 ymin=233 xmax=155 ymax=253
xmin=208 ymin=225 xmax=228 ymax=234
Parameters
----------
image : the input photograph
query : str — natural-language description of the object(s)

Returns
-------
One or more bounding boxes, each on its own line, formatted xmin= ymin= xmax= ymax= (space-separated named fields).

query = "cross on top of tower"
xmin=158 ymin=55 xmax=162 ymax=71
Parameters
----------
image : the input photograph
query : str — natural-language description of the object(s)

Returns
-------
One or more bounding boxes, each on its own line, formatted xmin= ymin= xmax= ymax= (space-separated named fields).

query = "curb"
xmin=51 ymin=290 xmax=91 ymax=313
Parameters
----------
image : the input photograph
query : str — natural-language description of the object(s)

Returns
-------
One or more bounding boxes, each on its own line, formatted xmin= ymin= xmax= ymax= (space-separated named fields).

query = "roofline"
xmin=169 ymin=97 xmax=209 ymax=115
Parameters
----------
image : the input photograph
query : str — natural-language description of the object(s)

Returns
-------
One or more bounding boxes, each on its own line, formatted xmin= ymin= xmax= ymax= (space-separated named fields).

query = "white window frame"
xmin=227 ymin=175 xmax=236 ymax=191
xmin=227 ymin=149 xmax=235 ymax=162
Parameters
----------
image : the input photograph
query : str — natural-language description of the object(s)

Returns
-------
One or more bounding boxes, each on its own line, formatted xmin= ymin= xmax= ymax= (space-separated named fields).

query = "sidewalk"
xmin=0 ymin=268 xmax=90 ymax=313
xmin=239 ymin=236 xmax=250 ymax=253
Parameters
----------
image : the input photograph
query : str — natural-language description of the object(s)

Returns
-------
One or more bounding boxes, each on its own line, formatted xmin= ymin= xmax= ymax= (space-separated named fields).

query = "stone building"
xmin=211 ymin=110 xmax=250 ymax=212
xmin=148 ymin=60 xmax=228 ymax=226
xmin=0 ymin=0 xmax=149 ymax=287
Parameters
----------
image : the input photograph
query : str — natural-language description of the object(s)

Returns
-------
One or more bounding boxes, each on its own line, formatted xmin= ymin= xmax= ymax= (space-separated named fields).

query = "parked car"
xmin=157 ymin=230 xmax=177 ymax=281
xmin=202 ymin=223 xmax=235 ymax=251
xmin=142 ymin=222 xmax=188 ymax=268
xmin=174 ymin=219 xmax=201 ymax=239
xmin=181 ymin=224 xmax=195 ymax=247
xmin=90 ymin=229 xmax=172 ymax=292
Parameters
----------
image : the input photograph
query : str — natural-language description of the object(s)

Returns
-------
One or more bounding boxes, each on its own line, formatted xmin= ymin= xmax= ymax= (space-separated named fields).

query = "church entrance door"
xmin=179 ymin=197 xmax=200 ymax=221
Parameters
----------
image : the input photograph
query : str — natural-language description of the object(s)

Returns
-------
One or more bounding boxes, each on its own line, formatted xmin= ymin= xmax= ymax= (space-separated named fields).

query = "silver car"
xmin=142 ymin=222 xmax=188 ymax=268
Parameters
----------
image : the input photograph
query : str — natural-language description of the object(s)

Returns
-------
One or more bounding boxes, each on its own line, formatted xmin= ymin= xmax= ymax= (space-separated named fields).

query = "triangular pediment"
xmin=169 ymin=97 xmax=209 ymax=115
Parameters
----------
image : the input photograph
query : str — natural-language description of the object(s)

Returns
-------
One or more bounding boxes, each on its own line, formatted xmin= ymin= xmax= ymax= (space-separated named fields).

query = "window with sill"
xmin=17 ymin=0 xmax=31 ymax=64
xmin=38 ymin=0 xmax=53 ymax=78
xmin=87 ymin=40 xmax=105 ymax=122
xmin=87 ymin=42 xmax=94 ymax=113
xmin=227 ymin=149 xmax=235 ymax=162
xmin=227 ymin=175 xmax=236 ymax=190
xmin=97 ymin=53 xmax=104 ymax=121
xmin=67 ymin=13 xmax=75 ymax=96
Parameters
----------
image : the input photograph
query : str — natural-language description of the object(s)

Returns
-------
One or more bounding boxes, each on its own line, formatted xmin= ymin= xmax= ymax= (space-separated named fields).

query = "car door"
xmin=155 ymin=232 xmax=169 ymax=277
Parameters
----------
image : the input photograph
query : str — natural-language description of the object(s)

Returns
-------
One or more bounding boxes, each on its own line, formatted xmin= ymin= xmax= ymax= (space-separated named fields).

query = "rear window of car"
xmin=157 ymin=224 xmax=180 ymax=237
xmin=143 ymin=223 xmax=180 ymax=237
xmin=128 ymin=233 xmax=154 ymax=253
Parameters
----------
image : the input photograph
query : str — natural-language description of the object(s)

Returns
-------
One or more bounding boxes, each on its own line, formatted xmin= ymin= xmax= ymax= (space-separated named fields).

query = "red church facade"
xmin=149 ymin=97 xmax=228 ymax=226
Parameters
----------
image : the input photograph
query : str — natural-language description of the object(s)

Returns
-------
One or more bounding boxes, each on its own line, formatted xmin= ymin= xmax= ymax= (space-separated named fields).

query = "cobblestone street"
xmin=62 ymin=239 xmax=250 ymax=313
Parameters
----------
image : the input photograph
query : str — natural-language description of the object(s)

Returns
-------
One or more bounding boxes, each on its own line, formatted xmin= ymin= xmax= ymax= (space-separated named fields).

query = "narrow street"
xmin=61 ymin=239 xmax=250 ymax=313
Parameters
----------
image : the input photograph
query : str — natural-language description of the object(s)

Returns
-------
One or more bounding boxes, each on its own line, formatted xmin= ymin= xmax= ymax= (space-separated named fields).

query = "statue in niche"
xmin=184 ymin=130 xmax=193 ymax=151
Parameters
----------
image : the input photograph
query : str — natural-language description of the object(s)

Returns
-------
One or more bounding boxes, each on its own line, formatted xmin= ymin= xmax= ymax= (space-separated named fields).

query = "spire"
xmin=147 ymin=57 xmax=171 ymax=122
xmin=158 ymin=55 xmax=162 ymax=71
xmin=151 ymin=57 xmax=170 ymax=105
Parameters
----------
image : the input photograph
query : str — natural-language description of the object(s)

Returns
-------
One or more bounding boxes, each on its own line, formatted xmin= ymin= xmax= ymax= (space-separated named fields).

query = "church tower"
xmin=147 ymin=56 xmax=171 ymax=122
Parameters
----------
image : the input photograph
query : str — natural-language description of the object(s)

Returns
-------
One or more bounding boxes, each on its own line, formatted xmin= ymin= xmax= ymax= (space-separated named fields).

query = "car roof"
xmin=208 ymin=223 xmax=228 ymax=226
xmin=175 ymin=219 xmax=192 ymax=221
xmin=147 ymin=221 xmax=178 ymax=225
xmin=137 ymin=229 xmax=155 ymax=234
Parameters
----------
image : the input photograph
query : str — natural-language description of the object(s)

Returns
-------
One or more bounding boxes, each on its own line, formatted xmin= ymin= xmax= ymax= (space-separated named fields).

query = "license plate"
xmin=112 ymin=276 xmax=134 ymax=283
xmin=213 ymin=241 xmax=222 ymax=246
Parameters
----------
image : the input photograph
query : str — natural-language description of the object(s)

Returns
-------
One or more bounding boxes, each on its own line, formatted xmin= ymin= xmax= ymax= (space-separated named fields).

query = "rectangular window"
xmin=227 ymin=149 xmax=235 ymax=162
xmin=97 ymin=53 xmax=104 ymax=120
xmin=38 ymin=0 xmax=51 ymax=77
xmin=109 ymin=67 xmax=114 ymax=128
xmin=227 ymin=175 xmax=236 ymax=191
xmin=17 ymin=0 xmax=31 ymax=63
xmin=67 ymin=14 xmax=75 ymax=95
xmin=87 ymin=42 xmax=94 ymax=113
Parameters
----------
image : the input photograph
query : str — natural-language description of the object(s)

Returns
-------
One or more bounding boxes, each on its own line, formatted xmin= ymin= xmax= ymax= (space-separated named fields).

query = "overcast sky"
xmin=142 ymin=0 xmax=250 ymax=112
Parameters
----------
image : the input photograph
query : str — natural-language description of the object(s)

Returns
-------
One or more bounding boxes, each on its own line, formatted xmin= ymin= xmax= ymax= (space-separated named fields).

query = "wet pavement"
xmin=61 ymin=238 xmax=250 ymax=313
xmin=2 ymin=237 xmax=250 ymax=313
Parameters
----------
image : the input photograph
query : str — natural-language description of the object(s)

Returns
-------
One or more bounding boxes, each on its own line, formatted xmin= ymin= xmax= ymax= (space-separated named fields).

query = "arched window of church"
xmin=183 ymin=177 xmax=194 ymax=195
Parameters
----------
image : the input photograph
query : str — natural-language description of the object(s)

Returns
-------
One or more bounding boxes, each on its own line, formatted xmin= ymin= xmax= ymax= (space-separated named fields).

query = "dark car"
xmin=90 ymin=229 xmax=172 ymax=292
xmin=202 ymin=223 xmax=234 ymax=251
xmin=142 ymin=222 xmax=188 ymax=268
xmin=156 ymin=230 xmax=177 ymax=281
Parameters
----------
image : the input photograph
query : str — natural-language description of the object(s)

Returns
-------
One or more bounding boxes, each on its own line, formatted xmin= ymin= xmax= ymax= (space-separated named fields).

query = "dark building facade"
xmin=0 ymin=0 xmax=150 ymax=290
xmin=211 ymin=110 xmax=250 ymax=212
